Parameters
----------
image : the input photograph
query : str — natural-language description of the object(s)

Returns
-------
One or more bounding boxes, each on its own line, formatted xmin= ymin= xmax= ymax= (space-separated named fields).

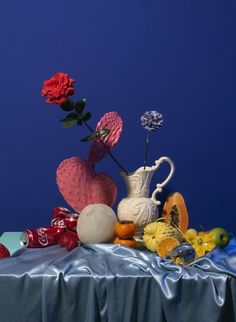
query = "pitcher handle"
xmin=151 ymin=157 xmax=175 ymax=205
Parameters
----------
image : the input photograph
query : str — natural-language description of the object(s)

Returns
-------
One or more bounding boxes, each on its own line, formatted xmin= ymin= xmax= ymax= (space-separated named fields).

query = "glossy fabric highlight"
xmin=0 ymin=237 xmax=235 ymax=321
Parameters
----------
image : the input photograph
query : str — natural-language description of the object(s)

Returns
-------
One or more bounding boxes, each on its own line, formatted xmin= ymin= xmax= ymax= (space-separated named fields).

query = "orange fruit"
xmin=162 ymin=192 xmax=189 ymax=233
xmin=114 ymin=221 xmax=137 ymax=239
xmin=157 ymin=237 xmax=180 ymax=258
xmin=113 ymin=237 xmax=136 ymax=248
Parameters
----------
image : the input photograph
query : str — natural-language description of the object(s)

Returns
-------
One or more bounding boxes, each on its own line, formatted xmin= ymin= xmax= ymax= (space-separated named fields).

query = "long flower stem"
xmin=83 ymin=121 xmax=129 ymax=175
xmin=143 ymin=131 xmax=151 ymax=170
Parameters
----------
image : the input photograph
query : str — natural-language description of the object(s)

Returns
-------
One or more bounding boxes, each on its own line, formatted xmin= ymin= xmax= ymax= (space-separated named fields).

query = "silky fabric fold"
xmin=0 ymin=237 xmax=235 ymax=322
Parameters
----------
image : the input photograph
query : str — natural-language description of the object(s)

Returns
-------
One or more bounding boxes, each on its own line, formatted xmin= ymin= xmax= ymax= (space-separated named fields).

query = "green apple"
xmin=208 ymin=227 xmax=230 ymax=247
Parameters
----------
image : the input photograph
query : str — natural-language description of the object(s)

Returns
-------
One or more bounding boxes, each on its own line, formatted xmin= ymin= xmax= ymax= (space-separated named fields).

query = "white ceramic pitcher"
xmin=117 ymin=157 xmax=175 ymax=239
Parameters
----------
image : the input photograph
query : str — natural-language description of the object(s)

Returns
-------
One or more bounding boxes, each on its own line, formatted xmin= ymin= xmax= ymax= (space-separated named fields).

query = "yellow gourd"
xmin=143 ymin=221 xmax=183 ymax=252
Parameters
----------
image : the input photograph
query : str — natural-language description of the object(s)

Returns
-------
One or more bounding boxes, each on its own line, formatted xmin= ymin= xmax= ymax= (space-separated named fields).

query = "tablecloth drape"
xmin=0 ymin=237 xmax=235 ymax=322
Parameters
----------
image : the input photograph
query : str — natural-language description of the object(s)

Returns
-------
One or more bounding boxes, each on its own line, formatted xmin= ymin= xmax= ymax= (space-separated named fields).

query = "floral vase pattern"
xmin=117 ymin=157 xmax=175 ymax=239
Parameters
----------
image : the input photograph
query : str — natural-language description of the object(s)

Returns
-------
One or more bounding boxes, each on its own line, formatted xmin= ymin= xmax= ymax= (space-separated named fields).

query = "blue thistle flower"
xmin=141 ymin=110 xmax=163 ymax=169
xmin=141 ymin=111 xmax=163 ymax=131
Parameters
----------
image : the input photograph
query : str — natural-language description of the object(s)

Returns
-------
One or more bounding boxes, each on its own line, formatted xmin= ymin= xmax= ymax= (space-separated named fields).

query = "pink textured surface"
xmin=56 ymin=157 xmax=117 ymax=213
xmin=87 ymin=111 xmax=123 ymax=164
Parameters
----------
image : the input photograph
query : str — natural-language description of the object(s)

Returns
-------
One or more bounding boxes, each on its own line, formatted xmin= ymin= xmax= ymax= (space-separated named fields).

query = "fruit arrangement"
xmin=143 ymin=221 xmax=183 ymax=252
xmin=113 ymin=221 xmax=137 ymax=248
xmin=143 ymin=192 xmax=231 ymax=265
xmin=184 ymin=227 xmax=230 ymax=258
xmin=162 ymin=192 xmax=189 ymax=233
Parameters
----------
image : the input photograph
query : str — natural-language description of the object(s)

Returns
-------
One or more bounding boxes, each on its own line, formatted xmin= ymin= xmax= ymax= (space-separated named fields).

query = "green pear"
xmin=208 ymin=227 xmax=229 ymax=247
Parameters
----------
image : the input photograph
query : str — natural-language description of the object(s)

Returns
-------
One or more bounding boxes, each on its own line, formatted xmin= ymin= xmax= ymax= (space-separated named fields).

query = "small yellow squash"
xmin=143 ymin=221 xmax=182 ymax=252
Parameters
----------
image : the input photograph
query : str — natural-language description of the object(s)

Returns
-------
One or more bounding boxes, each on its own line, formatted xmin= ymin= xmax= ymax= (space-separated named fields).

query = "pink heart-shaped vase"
xmin=56 ymin=157 xmax=117 ymax=213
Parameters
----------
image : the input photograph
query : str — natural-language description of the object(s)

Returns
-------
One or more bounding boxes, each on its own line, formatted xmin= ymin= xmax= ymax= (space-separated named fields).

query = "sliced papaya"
xmin=162 ymin=192 xmax=189 ymax=233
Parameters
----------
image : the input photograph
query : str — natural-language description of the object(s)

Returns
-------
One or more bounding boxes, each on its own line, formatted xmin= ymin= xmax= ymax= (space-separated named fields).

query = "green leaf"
xmin=60 ymin=99 xmax=75 ymax=112
xmin=60 ymin=112 xmax=78 ymax=128
xmin=76 ymin=119 xmax=83 ymax=126
xmin=75 ymin=99 xmax=87 ymax=114
xmin=60 ymin=119 xmax=77 ymax=128
xmin=79 ymin=111 xmax=92 ymax=122
xmin=97 ymin=128 xmax=110 ymax=138
xmin=80 ymin=128 xmax=110 ymax=142
xmin=80 ymin=132 xmax=97 ymax=142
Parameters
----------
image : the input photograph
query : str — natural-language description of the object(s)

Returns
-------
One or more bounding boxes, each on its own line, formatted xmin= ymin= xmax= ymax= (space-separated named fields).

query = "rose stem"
xmin=143 ymin=131 xmax=151 ymax=170
xmin=83 ymin=121 xmax=129 ymax=175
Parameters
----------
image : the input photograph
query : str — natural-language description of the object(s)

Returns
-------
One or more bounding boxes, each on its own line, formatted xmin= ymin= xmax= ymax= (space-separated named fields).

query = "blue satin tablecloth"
xmin=0 ymin=237 xmax=236 ymax=322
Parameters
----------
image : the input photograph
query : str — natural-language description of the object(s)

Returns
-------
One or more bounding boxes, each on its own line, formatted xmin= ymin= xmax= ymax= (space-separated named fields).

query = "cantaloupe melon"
xmin=162 ymin=192 xmax=189 ymax=233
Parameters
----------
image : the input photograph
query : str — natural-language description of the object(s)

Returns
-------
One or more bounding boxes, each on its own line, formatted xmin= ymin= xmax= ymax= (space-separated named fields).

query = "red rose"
xmin=42 ymin=72 xmax=75 ymax=105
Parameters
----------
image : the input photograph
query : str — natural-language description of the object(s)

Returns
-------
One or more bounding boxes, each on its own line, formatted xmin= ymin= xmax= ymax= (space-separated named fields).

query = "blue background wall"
xmin=0 ymin=0 xmax=235 ymax=233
